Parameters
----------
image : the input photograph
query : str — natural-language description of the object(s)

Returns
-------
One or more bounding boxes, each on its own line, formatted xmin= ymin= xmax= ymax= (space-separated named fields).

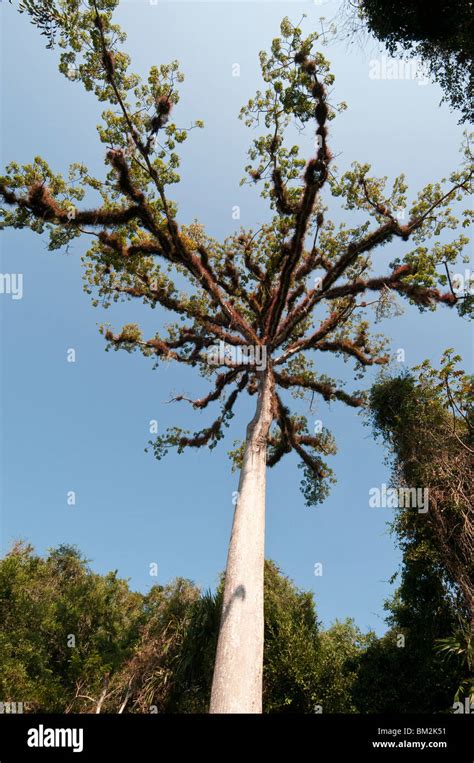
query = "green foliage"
xmin=368 ymin=353 xmax=473 ymax=596
xmin=353 ymin=560 xmax=463 ymax=713
xmin=263 ymin=560 xmax=321 ymax=712
xmin=298 ymin=461 xmax=335 ymax=507
xmin=0 ymin=546 xmax=373 ymax=713
xmin=360 ymin=356 xmax=473 ymax=710
xmin=435 ymin=627 xmax=474 ymax=703
xmin=262 ymin=563 xmax=370 ymax=712
xmin=0 ymin=542 xmax=143 ymax=712
xmin=109 ymin=559 xmax=369 ymax=713
xmin=2 ymin=539 xmax=468 ymax=713
xmin=106 ymin=577 xmax=205 ymax=713
xmin=316 ymin=620 xmax=373 ymax=713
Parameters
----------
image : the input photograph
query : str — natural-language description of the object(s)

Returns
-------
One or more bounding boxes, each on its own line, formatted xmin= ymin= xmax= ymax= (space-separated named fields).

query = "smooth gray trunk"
xmin=209 ymin=370 xmax=274 ymax=714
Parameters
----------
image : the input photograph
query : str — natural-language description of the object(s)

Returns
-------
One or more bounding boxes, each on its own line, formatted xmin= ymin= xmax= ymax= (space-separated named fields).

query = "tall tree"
xmin=1 ymin=3 xmax=472 ymax=711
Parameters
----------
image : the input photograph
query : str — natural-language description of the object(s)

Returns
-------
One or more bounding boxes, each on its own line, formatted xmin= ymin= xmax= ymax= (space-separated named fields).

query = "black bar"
xmin=0 ymin=713 xmax=472 ymax=760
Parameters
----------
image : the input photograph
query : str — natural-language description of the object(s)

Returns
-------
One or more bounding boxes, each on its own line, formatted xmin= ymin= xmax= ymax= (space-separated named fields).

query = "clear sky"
xmin=1 ymin=0 xmax=471 ymax=636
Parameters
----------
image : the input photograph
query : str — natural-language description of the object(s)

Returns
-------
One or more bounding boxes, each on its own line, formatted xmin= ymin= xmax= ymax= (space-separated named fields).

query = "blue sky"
xmin=0 ymin=0 xmax=471 ymax=636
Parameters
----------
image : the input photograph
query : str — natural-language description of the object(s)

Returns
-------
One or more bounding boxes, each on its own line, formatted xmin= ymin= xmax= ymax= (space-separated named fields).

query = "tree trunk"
xmin=209 ymin=369 xmax=274 ymax=714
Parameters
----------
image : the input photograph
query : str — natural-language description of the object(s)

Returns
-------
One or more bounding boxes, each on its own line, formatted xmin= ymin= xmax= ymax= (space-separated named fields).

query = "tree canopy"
xmin=1 ymin=5 xmax=472 ymax=508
